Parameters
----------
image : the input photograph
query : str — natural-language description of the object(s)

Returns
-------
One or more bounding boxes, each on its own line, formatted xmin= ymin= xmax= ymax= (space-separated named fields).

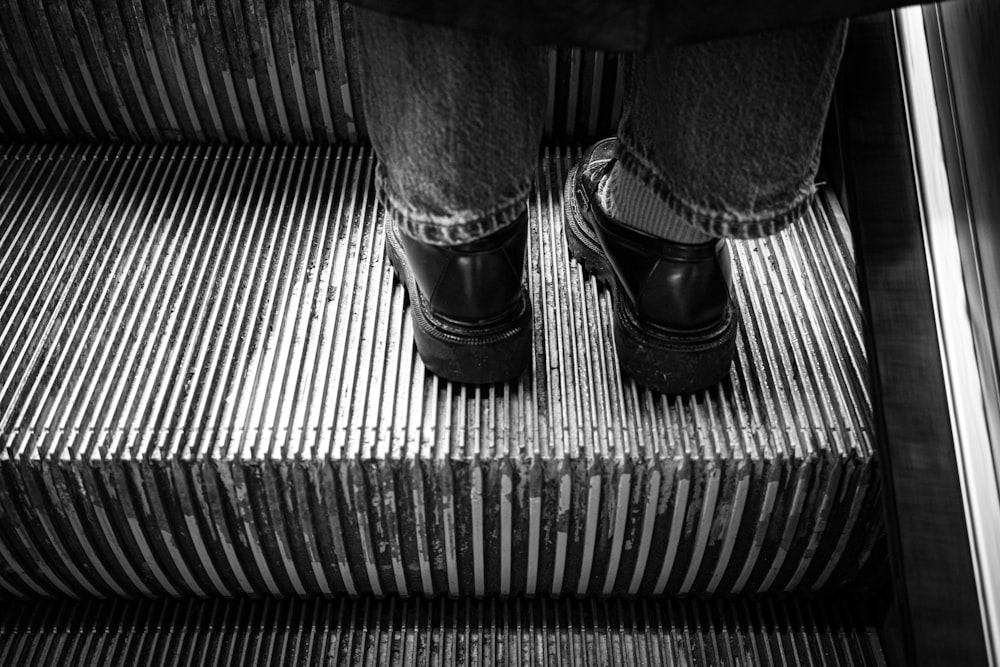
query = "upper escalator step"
xmin=0 ymin=1 xmax=624 ymax=144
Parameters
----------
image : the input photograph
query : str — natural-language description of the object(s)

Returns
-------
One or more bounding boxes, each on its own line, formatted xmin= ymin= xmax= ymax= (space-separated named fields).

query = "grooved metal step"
xmin=0 ymin=143 xmax=881 ymax=600
xmin=0 ymin=596 xmax=885 ymax=666
xmin=0 ymin=0 xmax=624 ymax=143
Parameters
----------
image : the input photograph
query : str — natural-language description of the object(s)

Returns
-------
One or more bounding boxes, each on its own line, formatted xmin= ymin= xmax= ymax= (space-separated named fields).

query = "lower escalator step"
xmin=0 ymin=596 xmax=884 ymax=666
xmin=0 ymin=143 xmax=880 ymax=599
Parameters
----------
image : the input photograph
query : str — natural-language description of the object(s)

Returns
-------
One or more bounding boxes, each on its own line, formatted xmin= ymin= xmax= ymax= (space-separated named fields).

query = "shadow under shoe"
xmin=563 ymin=138 xmax=738 ymax=394
xmin=385 ymin=213 xmax=532 ymax=384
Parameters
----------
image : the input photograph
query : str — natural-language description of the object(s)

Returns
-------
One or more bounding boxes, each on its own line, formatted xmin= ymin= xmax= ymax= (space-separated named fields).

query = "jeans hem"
xmin=376 ymin=164 xmax=531 ymax=245
xmin=617 ymin=133 xmax=816 ymax=240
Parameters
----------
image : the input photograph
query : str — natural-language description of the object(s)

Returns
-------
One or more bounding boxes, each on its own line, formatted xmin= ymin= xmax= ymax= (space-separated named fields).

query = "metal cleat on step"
xmin=0 ymin=596 xmax=886 ymax=666
xmin=0 ymin=143 xmax=882 ymax=599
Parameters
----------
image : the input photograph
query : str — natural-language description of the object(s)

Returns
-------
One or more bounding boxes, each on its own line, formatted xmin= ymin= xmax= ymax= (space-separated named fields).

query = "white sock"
xmin=597 ymin=163 xmax=714 ymax=243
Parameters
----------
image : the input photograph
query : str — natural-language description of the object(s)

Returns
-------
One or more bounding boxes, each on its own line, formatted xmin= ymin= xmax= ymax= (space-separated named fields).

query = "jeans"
xmin=355 ymin=9 xmax=848 ymax=244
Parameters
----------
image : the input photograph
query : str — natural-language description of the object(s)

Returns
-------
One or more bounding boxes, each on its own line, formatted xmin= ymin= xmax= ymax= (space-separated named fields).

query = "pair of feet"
xmin=386 ymin=139 xmax=739 ymax=394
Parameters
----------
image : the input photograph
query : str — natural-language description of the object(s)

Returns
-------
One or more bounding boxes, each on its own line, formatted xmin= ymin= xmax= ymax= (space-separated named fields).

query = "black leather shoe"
xmin=385 ymin=213 xmax=532 ymax=384
xmin=563 ymin=138 xmax=738 ymax=393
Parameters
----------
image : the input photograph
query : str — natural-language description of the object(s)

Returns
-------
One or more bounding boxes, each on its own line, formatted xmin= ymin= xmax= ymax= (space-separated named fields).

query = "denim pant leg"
xmin=354 ymin=9 xmax=550 ymax=245
xmin=619 ymin=19 xmax=849 ymax=239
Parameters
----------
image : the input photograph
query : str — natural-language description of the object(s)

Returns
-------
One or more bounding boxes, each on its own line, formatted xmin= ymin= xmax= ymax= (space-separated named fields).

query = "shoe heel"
xmin=410 ymin=308 xmax=532 ymax=385
xmin=563 ymin=165 xmax=613 ymax=284
xmin=613 ymin=298 xmax=739 ymax=394
xmin=387 ymin=226 xmax=532 ymax=385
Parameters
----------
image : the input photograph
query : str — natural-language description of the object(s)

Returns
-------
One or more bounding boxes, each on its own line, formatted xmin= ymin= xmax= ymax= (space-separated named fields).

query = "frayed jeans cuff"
xmin=616 ymin=133 xmax=816 ymax=240
xmin=376 ymin=165 xmax=531 ymax=246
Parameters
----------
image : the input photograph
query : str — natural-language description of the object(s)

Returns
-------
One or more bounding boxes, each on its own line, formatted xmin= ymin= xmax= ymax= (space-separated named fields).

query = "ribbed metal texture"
xmin=0 ymin=596 xmax=885 ymax=666
xmin=0 ymin=143 xmax=881 ymax=600
xmin=0 ymin=1 xmax=624 ymax=143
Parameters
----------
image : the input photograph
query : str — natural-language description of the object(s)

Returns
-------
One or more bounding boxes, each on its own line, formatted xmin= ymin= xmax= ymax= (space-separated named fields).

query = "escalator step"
xmin=0 ymin=0 xmax=623 ymax=144
xmin=0 ymin=143 xmax=881 ymax=599
xmin=0 ymin=596 xmax=886 ymax=666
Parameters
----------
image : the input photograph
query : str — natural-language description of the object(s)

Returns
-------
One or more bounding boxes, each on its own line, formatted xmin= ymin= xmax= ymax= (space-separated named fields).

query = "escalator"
xmin=0 ymin=2 xmax=997 ymax=665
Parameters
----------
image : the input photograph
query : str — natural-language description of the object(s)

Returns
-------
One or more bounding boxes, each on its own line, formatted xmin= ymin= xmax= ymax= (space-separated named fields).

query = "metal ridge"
xmin=0 ymin=144 xmax=881 ymax=599
xmin=0 ymin=596 xmax=885 ymax=666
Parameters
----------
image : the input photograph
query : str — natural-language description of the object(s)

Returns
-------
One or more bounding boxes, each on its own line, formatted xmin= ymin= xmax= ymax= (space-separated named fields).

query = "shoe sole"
xmin=563 ymin=164 xmax=739 ymax=394
xmin=385 ymin=222 xmax=532 ymax=385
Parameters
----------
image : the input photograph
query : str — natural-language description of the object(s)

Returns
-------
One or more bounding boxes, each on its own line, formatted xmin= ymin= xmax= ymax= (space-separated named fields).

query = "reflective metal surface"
xmin=0 ymin=596 xmax=886 ymax=666
xmin=0 ymin=144 xmax=881 ymax=599
xmin=834 ymin=10 xmax=994 ymax=666
xmin=922 ymin=0 xmax=1000 ymax=475
xmin=896 ymin=6 xmax=1000 ymax=664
